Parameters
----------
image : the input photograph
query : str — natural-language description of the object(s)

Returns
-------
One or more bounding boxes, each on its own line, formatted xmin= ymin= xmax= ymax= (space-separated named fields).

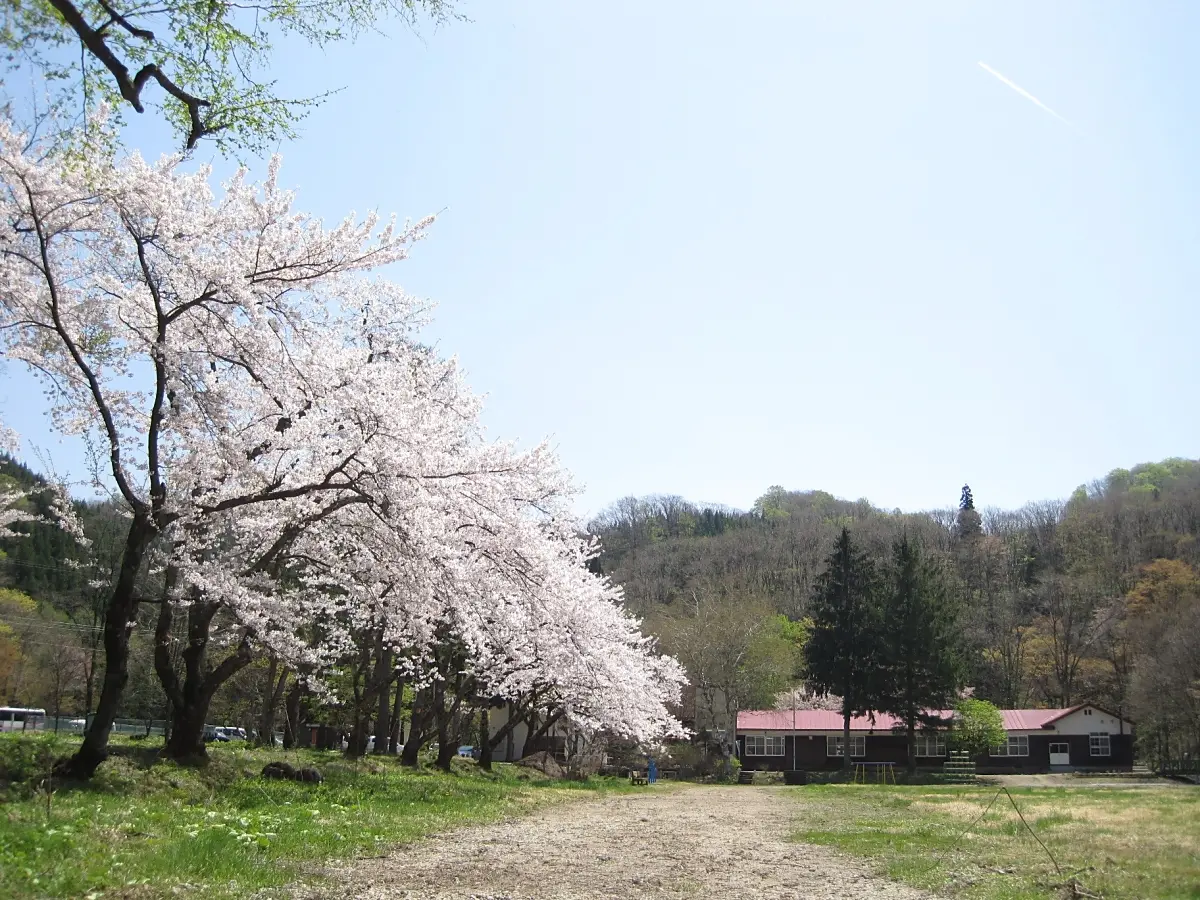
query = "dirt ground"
xmin=293 ymin=785 xmax=940 ymax=900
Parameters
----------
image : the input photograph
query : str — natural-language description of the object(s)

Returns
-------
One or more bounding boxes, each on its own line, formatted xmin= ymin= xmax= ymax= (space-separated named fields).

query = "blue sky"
xmin=3 ymin=1 xmax=1199 ymax=518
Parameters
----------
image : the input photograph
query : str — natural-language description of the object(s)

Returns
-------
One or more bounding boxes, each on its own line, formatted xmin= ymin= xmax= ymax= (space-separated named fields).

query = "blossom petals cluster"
xmin=0 ymin=122 xmax=684 ymax=745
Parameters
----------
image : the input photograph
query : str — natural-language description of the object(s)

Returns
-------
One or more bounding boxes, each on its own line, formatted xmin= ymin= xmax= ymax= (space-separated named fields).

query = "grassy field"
xmin=791 ymin=782 xmax=1200 ymax=900
xmin=0 ymin=733 xmax=630 ymax=900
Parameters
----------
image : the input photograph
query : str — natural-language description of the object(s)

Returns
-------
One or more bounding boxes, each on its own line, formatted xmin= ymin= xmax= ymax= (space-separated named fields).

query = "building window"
xmin=1084 ymin=708 xmax=1093 ymax=716
xmin=744 ymin=735 xmax=785 ymax=756
xmin=1089 ymin=733 xmax=1111 ymax=757
xmin=827 ymin=735 xmax=866 ymax=757
xmin=914 ymin=735 xmax=947 ymax=757
xmin=989 ymin=735 xmax=1029 ymax=757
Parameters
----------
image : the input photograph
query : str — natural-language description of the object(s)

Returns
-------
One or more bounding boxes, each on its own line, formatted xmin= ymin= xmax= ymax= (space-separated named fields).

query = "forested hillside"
xmin=589 ymin=460 xmax=1200 ymax=765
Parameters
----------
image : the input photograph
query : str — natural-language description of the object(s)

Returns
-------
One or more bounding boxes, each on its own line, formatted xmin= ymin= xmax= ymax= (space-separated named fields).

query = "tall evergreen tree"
xmin=805 ymin=527 xmax=883 ymax=773
xmin=879 ymin=533 xmax=963 ymax=774
xmin=955 ymin=484 xmax=982 ymax=542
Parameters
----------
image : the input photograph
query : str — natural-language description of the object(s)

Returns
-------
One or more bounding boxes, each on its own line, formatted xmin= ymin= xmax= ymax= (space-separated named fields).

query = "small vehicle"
xmin=204 ymin=725 xmax=246 ymax=742
xmin=0 ymin=707 xmax=46 ymax=732
xmin=457 ymin=745 xmax=474 ymax=758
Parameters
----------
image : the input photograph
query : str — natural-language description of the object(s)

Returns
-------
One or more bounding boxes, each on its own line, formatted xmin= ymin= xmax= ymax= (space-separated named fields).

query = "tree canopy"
xmin=2 ymin=0 xmax=459 ymax=152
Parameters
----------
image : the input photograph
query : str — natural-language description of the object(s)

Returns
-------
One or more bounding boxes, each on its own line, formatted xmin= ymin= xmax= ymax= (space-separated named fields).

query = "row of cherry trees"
xmin=0 ymin=122 xmax=685 ymax=777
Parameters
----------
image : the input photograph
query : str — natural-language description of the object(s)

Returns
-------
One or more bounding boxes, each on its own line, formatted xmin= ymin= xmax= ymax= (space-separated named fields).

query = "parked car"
xmin=203 ymin=725 xmax=247 ymax=742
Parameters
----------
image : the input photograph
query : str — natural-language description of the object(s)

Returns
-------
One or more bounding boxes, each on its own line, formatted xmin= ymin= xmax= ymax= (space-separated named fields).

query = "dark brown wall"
xmin=736 ymin=730 xmax=1135 ymax=773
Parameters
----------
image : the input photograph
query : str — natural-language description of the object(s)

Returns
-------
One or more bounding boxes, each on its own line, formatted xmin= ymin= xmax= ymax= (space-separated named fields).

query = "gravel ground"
xmin=293 ymin=785 xmax=941 ymax=899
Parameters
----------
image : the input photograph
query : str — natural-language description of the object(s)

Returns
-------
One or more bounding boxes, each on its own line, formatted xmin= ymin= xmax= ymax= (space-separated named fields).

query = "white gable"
xmin=1043 ymin=706 xmax=1132 ymax=736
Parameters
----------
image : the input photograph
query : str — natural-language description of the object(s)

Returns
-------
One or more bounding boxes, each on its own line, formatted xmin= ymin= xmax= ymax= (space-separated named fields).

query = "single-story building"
xmin=736 ymin=704 xmax=1134 ymax=774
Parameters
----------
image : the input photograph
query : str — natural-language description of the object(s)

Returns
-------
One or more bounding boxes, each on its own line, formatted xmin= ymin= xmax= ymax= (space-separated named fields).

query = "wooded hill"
xmin=588 ymin=459 xmax=1200 ymax=766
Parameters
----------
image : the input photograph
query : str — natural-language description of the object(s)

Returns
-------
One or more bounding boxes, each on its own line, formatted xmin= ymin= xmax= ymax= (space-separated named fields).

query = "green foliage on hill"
xmin=590 ymin=458 xmax=1200 ymax=765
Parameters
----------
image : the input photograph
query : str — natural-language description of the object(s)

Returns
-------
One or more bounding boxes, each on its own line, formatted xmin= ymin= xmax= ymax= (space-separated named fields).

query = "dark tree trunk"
xmin=487 ymin=700 xmax=527 ymax=756
xmin=478 ymin=706 xmax=492 ymax=771
xmin=401 ymin=687 xmax=432 ymax=767
xmin=906 ymin=719 xmax=917 ymax=776
xmin=530 ymin=710 xmax=564 ymax=757
xmin=517 ymin=708 xmax=538 ymax=760
xmin=348 ymin=715 xmax=371 ymax=757
xmin=373 ymin=645 xmax=393 ymax=754
xmin=400 ymin=726 xmax=423 ymax=766
xmin=283 ymin=680 xmax=303 ymax=749
xmin=156 ymin=595 xmax=254 ymax=763
xmin=344 ymin=645 xmax=370 ymax=758
xmin=84 ymin=632 xmax=100 ymax=717
xmin=56 ymin=513 xmax=154 ymax=779
xmin=388 ymin=677 xmax=404 ymax=753
xmin=256 ymin=659 xmax=288 ymax=747
xmin=167 ymin=700 xmax=209 ymax=761
xmin=435 ymin=678 xmax=455 ymax=771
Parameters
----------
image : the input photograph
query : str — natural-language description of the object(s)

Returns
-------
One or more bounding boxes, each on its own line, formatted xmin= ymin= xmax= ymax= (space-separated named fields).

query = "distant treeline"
xmin=589 ymin=459 xmax=1200 ymax=767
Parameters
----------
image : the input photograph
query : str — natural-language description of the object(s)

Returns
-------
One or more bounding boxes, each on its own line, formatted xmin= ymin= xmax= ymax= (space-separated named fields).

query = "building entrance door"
xmin=1049 ymin=743 xmax=1070 ymax=766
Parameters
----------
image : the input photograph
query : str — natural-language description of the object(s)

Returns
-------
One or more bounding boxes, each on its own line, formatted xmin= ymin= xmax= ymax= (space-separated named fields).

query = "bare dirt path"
xmin=295 ymin=785 xmax=941 ymax=900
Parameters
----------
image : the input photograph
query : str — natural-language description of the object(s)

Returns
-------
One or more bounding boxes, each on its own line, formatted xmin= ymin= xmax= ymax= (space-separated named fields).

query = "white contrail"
xmin=978 ymin=61 xmax=1076 ymax=129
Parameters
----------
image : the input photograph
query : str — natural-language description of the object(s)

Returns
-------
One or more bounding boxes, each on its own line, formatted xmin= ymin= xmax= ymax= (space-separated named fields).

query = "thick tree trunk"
xmin=156 ymin=596 xmax=254 ymax=763
xmin=400 ymin=727 xmax=423 ymax=766
xmin=517 ymin=708 xmax=538 ymax=760
xmin=478 ymin=706 xmax=492 ymax=771
xmin=373 ymin=645 xmax=393 ymax=754
xmin=56 ymin=514 xmax=154 ymax=779
xmin=166 ymin=700 xmax=209 ymax=761
xmin=401 ymin=688 xmax=432 ymax=767
xmin=348 ymin=715 xmax=371 ymax=757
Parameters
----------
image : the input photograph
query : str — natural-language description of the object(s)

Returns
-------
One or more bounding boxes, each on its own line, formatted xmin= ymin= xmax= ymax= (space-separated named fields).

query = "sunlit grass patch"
xmin=0 ymin=733 xmax=628 ymax=899
xmin=790 ymin=782 xmax=1200 ymax=900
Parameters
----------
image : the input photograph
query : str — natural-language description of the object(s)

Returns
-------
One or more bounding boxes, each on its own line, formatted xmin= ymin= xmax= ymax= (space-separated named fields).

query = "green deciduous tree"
xmin=950 ymin=697 xmax=1006 ymax=757
xmin=2 ymin=0 xmax=460 ymax=153
xmin=805 ymin=527 xmax=882 ymax=773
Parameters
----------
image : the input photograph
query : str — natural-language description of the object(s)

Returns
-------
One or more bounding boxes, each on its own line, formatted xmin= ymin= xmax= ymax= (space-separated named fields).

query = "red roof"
xmin=737 ymin=707 xmax=1079 ymax=732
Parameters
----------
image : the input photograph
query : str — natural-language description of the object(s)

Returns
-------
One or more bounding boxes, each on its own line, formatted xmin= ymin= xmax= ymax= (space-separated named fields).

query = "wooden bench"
xmin=629 ymin=770 xmax=647 ymax=786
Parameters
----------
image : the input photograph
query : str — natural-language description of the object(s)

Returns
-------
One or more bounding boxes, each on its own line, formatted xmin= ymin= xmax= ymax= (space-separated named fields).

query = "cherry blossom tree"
xmin=0 ymin=121 xmax=685 ymax=774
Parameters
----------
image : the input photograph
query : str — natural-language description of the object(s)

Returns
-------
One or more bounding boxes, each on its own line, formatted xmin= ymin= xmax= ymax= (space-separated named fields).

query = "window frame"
xmin=744 ymin=735 xmax=766 ymax=756
xmin=913 ymin=734 xmax=947 ymax=757
xmin=1089 ymin=733 xmax=1111 ymax=757
xmin=989 ymin=735 xmax=1030 ymax=757
xmin=764 ymin=735 xmax=785 ymax=756
xmin=826 ymin=735 xmax=866 ymax=758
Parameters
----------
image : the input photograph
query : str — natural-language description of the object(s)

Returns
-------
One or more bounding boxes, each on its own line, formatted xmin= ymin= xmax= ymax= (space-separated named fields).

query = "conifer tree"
xmin=955 ymin=483 xmax=983 ymax=542
xmin=879 ymin=533 xmax=963 ymax=773
xmin=805 ymin=527 xmax=883 ymax=773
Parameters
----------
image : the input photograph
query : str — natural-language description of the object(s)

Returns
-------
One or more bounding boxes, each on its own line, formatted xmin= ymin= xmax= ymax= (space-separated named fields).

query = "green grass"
xmin=790 ymin=783 xmax=1200 ymax=900
xmin=0 ymin=733 xmax=632 ymax=900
